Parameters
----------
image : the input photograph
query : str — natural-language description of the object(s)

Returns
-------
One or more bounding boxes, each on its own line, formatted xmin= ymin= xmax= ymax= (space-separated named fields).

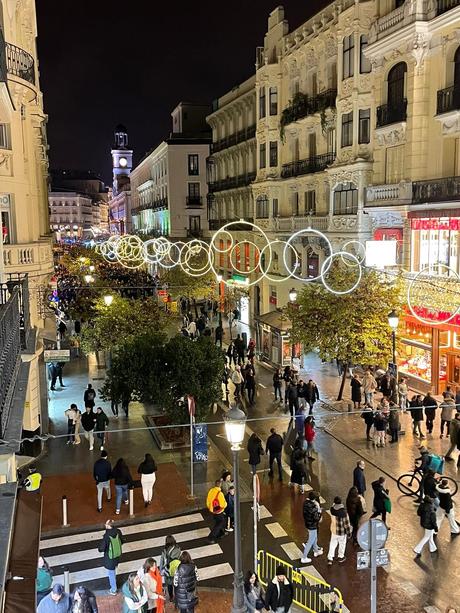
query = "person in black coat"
xmin=361 ymin=406 xmax=375 ymax=440
xmin=305 ymin=380 xmax=320 ymax=415
xmin=173 ymin=551 xmax=198 ymax=613
xmin=98 ymin=519 xmax=123 ymax=595
xmin=265 ymin=565 xmax=294 ymax=612
xmin=353 ymin=460 xmax=366 ymax=496
xmin=93 ymin=450 xmax=112 ymax=513
xmin=422 ymin=393 xmax=438 ymax=434
xmin=84 ymin=383 xmax=96 ymax=409
xmin=70 ymin=586 xmax=98 ymax=613
xmin=289 ymin=440 xmax=308 ymax=493
xmin=370 ymin=477 xmax=390 ymax=524
xmin=350 ymin=374 xmax=362 ymax=409
xmin=247 ymin=433 xmax=264 ymax=475
xmin=266 ymin=428 xmax=283 ymax=481
xmin=414 ymin=496 xmax=438 ymax=556
xmin=111 ymin=458 xmax=133 ymax=514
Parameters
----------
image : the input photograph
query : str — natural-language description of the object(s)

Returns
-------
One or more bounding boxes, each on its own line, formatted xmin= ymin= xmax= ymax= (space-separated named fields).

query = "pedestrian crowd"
xmin=63 ymin=383 xmax=110 ymax=450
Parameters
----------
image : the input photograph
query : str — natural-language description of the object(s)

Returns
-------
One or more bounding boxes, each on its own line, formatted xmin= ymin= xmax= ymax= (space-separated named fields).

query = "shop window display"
xmin=411 ymin=217 xmax=460 ymax=274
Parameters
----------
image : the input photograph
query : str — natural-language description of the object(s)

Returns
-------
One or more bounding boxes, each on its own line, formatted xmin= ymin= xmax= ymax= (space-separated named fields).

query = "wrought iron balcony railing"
xmin=437 ymin=0 xmax=460 ymax=14
xmin=412 ymin=176 xmax=460 ymax=204
xmin=186 ymin=196 xmax=203 ymax=206
xmin=186 ymin=228 xmax=203 ymax=238
xmin=281 ymin=152 xmax=336 ymax=179
xmin=280 ymin=89 xmax=337 ymax=128
xmin=436 ymin=85 xmax=460 ymax=115
xmin=208 ymin=172 xmax=256 ymax=193
xmin=376 ymin=99 xmax=407 ymax=127
xmin=210 ymin=125 xmax=257 ymax=153
xmin=131 ymin=197 xmax=168 ymax=215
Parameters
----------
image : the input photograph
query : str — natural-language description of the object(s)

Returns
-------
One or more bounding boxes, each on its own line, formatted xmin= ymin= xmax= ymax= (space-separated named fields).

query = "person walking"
xmin=304 ymin=416 xmax=316 ymax=459
xmin=81 ymin=406 xmax=97 ymax=451
xmin=138 ymin=558 xmax=165 ymax=613
xmin=409 ymin=395 xmax=425 ymax=438
xmin=173 ymin=551 xmax=199 ymax=613
xmin=121 ymin=573 xmax=148 ymax=612
xmin=37 ymin=584 xmax=71 ymax=613
xmin=48 ymin=362 xmax=58 ymax=391
xmin=112 ymin=458 xmax=133 ymax=515
xmin=226 ymin=341 xmax=238 ymax=367
xmin=36 ymin=556 xmax=53 ymax=604
xmin=435 ymin=479 xmax=460 ymax=535
xmin=287 ymin=381 xmax=299 ymax=418
xmin=440 ymin=397 xmax=456 ymax=439
xmin=346 ymin=486 xmax=365 ymax=545
xmin=297 ymin=380 xmax=307 ymax=411
xmin=266 ymin=427 xmax=283 ymax=481
xmin=137 ymin=453 xmax=157 ymax=508
xmin=398 ymin=377 xmax=408 ymax=411
xmin=305 ymin=379 xmax=320 ymax=415
xmin=95 ymin=407 xmax=109 ymax=450
xmin=206 ymin=480 xmax=227 ymax=543
xmin=327 ymin=496 xmax=352 ymax=565
xmin=351 ymin=374 xmax=362 ymax=410
xmin=273 ymin=369 xmax=282 ymax=402
xmin=231 ymin=366 xmax=243 ymax=399
xmin=247 ymin=432 xmax=264 ymax=475
xmin=301 ymin=491 xmax=323 ymax=563
xmin=244 ymin=362 xmax=256 ymax=405
xmin=423 ymin=392 xmax=438 ymax=435
xmin=362 ymin=370 xmax=377 ymax=406
xmin=74 ymin=406 xmax=82 ymax=445
xmin=234 ymin=334 xmax=245 ymax=364
xmin=353 ymin=460 xmax=366 ymax=496
xmin=84 ymin=383 xmax=97 ymax=409
xmin=243 ymin=571 xmax=266 ymax=613
xmin=265 ymin=565 xmax=294 ymax=613
xmin=445 ymin=412 xmax=460 ymax=461
xmin=93 ymin=450 xmax=112 ymax=513
xmin=414 ymin=496 xmax=438 ymax=557
xmin=98 ymin=519 xmax=123 ymax=595
xmin=388 ymin=405 xmax=400 ymax=443
xmin=373 ymin=411 xmax=387 ymax=447
xmin=56 ymin=362 xmax=66 ymax=388
xmin=370 ymin=477 xmax=390 ymax=525
xmin=289 ymin=440 xmax=308 ymax=494
xmin=159 ymin=535 xmax=181 ymax=602
xmin=65 ymin=404 xmax=78 ymax=445
xmin=361 ymin=405 xmax=375 ymax=440
xmin=70 ymin=586 xmax=98 ymax=612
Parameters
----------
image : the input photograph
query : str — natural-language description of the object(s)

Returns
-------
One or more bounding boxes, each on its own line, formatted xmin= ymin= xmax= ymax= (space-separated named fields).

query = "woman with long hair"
xmin=138 ymin=558 xmax=165 ymax=613
xmin=112 ymin=458 xmax=133 ymax=515
xmin=173 ymin=551 xmax=199 ymax=613
xmin=159 ymin=535 xmax=181 ymax=601
xmin=70 ymin=585 xmax=98 ymax=613
xmin=121 ymin=573 xmax=148 ymax=612
xmin=346 ymin=486 xmax=365 ymax=544
xmin=36 ymin=556 xmax=53 ymax=604
xmin=138 ymin=453 xmax=157 ymax=508
xmin=243 ymin=570 xmax=265 ymax=612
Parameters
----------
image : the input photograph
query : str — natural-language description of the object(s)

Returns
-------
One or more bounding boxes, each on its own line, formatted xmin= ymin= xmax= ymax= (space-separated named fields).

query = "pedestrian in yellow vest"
xmin=24 ymin=466 xmax=42 ymax=492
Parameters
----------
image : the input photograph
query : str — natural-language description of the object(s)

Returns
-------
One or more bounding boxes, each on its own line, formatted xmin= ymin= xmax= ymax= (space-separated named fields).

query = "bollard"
xmin=62 ymin=495 xmax=69 ymax=527
xmin=63 ymin=568 xmax=70 ymax=594
xmin=347 ymin=402 xmax=353 ymax=413
xmin=129 ymin=488 xmax=134 ymax=517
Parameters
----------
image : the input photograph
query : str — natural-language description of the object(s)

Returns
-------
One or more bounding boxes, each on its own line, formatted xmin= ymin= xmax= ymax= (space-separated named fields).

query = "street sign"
xmin=357 ymin=519 xmax=388 ymax=551
xmin=158 ymin=290 xmax=167 ymax=296
xmin=357 ymin=551 xmax=370 ymax=570
xmin=44 ymin=349 xmax=71 ymax=363
xmin=375 ymin=548 xmax=390 ymax=567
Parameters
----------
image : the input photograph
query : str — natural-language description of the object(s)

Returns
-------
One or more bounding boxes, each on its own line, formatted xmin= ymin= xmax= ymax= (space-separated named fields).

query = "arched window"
xmin=387 ymin=62 xmax=407 ymax=109
xmin=256 ymin=195 xmax=269 ymax=219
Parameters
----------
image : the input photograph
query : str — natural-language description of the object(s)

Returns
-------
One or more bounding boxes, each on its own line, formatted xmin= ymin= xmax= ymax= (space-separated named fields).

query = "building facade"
xmin=0 ymin=0 xmax=53 ymax=326
xmin=131 ymin=102 xmax=210 ymax=239
xmin=108 ymin=125 xmax=133 ymax=234
xmin=49 ymin=191 xmax=93 ymax=241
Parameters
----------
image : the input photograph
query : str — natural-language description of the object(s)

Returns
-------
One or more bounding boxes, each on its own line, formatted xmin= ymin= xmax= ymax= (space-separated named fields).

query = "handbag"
xmin=255 ymin=597 xmax=265 ymax=610
xmin=359 ymin=494 xmax=367 ymax=513
xmin=384 ymin=497 xmax=392 ymax=513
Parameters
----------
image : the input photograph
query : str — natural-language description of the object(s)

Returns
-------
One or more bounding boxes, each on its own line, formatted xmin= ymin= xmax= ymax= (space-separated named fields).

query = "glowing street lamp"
xmin=84 ymin=274 xmax=94 ymax=284
xmin=89 ymin=265 xmax=95 ymax=272
xmin=388 ymin=309 xmax=399 ymax=366
xmin=289 ymin=287 xmax=298 ymax=303
xmin=104 ymin=294 xmax=114 ymax=307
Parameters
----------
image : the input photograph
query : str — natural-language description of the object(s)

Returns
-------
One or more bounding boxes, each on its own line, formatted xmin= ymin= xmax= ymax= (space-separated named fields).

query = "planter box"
xmin=144 ymin=414 xmax=190 ymax=450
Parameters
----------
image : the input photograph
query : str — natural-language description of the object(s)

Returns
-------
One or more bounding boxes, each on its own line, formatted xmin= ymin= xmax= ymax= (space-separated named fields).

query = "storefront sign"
xmin=44 ymin=349 xmax=71 ymax=363
xmin=365 ymin=240 xmax=397 ymax=268
xmin=0 ymin=193 xmax=11 ymax=208
xmin=411 ymin=217 xmax=460 ymax=230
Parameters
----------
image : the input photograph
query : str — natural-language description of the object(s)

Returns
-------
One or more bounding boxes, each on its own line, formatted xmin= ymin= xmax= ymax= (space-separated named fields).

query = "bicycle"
xmin=397 ymin=467 xmax=458 ymax=497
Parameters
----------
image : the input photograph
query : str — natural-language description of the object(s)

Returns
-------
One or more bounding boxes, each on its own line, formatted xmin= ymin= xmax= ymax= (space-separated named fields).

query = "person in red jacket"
xmin=304 ymin=416 xmax=316 ymax=460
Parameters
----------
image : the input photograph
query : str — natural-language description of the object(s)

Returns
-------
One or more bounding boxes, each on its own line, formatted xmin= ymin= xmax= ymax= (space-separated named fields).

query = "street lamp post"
xmin=289 ymin=287 xmax=298 ymax=303
xmin=224 ymin=405 xmax=247 ymax=613
xmin=388 ymin=309 xmax=399 ymax=366
xmin=103 ymin=294 xmax=114 ymax=307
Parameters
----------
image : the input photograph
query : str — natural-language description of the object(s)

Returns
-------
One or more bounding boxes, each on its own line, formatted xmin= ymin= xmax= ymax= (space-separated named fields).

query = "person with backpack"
xmin=206 ymin=479 xmax=227 ymax=543
xmin=98 ymin=519 xmax=123 ymax=595
xmin=84 ymin=383 xmax=96 ymax=409
xmin=121 ymin=573 xmax=148 ymax=612
xmin=137 ymin=453 xmax=157 ymax=508
xmin=159 ymin=535 xmax=182 ymax=601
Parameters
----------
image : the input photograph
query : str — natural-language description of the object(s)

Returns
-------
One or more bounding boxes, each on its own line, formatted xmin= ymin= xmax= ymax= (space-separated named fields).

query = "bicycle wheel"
xmin=442 ymin=476 xmax=459 ymax=497
xmin=397 ymin=472 xmax=421 ymax=496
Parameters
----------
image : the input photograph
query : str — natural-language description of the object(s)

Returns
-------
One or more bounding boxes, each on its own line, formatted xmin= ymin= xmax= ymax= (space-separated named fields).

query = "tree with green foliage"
xmin=100 ymin=333 xmax=224 ymax=423
xmin=287 ymin=267 xmax=402 ymax=400
xmin=79 ymin=295 xmax=165 ymax=353
xmin=160 ymin=265 xmax=216 ymax=301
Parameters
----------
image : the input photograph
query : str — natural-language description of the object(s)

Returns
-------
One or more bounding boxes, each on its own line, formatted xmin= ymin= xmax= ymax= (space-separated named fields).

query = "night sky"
xmin=36 ymin=1 xmax=328 ymax=183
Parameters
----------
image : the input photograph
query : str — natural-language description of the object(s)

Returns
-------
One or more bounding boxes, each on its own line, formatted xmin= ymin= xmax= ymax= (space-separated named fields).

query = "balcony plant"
xmin=280 ymin=92 xmax=310 ymax=142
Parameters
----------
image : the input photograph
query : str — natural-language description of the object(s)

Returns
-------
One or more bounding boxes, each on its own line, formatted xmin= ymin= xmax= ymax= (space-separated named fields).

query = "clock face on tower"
xmin=119 ymin=156 xmax=128 ymax=168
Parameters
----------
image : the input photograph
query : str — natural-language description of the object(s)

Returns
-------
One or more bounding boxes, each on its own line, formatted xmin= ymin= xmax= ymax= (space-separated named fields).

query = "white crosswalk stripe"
xmin=40 ymin=511 xmax=234 ymax=591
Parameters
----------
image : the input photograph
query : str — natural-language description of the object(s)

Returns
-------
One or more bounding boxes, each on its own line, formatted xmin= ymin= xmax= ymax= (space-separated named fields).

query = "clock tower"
xmin=111 ymin=124 xmax=133 ymax=195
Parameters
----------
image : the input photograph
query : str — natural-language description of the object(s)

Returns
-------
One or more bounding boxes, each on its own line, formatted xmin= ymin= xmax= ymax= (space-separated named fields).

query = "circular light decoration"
xmin=158 ymin=240 xmax=184 ymax=269
xmin=209 ymin=229 xmax=234 ymax=253
xmin=114 ymin=235 xmax=145 ymax=269
xmin=180 ymin=239 xmax=212 ymax=277
xmin=143 ymin=237 xmax=171 ymax=265
xmin=341 ymin=240 xmax=366 ymax=268
xmin=283 ymin=228 xmax=332 ymax=283
xmin=209 ymin=219 xmax=272 ymax=287
xmin=259 ymin=239 xmax=298 ymax=283
xmin=229 ymin=240 xmax=261 ymax=276
xmin=407 ymin=264 xmax=460 ymax=325
xmin=99 ymin=235 xmax=120 ymax=262
xmin=321 ymin=251 xmax=363 ymax=295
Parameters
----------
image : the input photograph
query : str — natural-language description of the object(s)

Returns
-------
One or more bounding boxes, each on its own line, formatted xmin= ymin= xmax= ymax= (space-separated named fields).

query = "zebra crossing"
xmin=40 ymin=512 xmax=233 ymax=592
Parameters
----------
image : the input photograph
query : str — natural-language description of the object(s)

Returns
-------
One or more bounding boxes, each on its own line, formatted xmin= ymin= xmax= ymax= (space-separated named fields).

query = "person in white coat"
xmin=436 ymin=480 xmax=460 ymax=535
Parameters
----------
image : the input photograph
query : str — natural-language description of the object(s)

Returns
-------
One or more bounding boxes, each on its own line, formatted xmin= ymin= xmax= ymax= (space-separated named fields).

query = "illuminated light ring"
xmin=114 ymin=235 xmax=145 ymax=269
xmin=229 ymin=240 xmax=261 ymax=276
xmin=180 ymin=240 xmax=212 ymax=277
xmin=283 ymin=228 xmax=332 ymax=283
xmin=341 ymin=240 xmax=366 ymax=268
xmin=259 ymin=239 xmax=299 ymax=283
xmin=209 ymin=229 xmax=234 ymax=254
xmin=321 ymin=251 xmax=362 ymax=295
xmin=208 ymin=219 xmax=272 ymax=288
xmin=407 ymin=264 xmax=460 ymax=325
xmin=143 ymin=238 xmax=169 ymax=264
xmin=158 ymin=241 xmax=184 ymax=269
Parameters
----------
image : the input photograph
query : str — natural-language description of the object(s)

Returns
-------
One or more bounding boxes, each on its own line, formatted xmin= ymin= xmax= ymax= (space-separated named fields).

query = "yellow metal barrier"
xmin=257 ymin=549 xmax=344 ymax=613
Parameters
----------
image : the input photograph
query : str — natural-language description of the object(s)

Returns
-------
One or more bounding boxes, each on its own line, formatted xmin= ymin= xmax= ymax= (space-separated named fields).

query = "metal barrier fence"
xmin=257 ymin=550 xmax=343 ymax=613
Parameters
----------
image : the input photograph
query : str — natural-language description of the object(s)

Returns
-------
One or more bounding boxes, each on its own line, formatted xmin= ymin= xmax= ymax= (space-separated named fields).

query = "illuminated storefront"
xmin=410 ymin=212 xmax=460 ymax=274
xmin=255 ymin=310 xmax=301 ymax=368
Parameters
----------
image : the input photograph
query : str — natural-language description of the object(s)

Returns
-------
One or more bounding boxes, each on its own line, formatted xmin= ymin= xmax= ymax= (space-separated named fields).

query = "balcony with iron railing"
xmin=186 ymin=228 xmax=203 ymax=238
xmin=437 ymin=0 xmax=460 ymax=15
xmin=436 ymin=85 xmax=460 ymax=115
xmin=281 ymin=152 xmax=335 ymax=179
xmin=186 ymin=196 xmax=203 ymax=207
xmin=376 ymin=99 xmax=407 ymax=128
xmin=131 ymin=197 xmax=168 ymax=215
xmin=210 ymin=125 xmax=257 ymax=153
xmin=280 ymin=90 xmax=337 ymax=129
xmin=0 ymin=29 xmax=36 ymax=86
xmin=208 ymin=172 xmax=256 ymax=193
xmin=412 ymin=176 xmax=460 ymax=204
